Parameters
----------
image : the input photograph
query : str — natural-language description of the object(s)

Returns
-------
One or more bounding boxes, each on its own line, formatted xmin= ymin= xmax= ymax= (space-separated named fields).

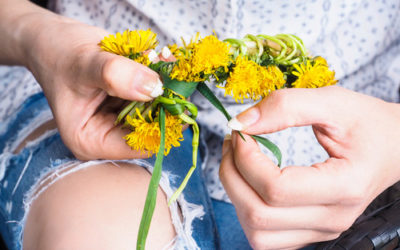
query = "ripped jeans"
xmin=0 ymin=93 xmax=251 ymax=250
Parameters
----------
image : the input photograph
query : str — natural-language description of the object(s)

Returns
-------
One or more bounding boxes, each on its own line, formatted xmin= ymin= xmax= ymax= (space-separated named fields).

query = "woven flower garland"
xmin=99 ymin=29 xmax=337 ymax=249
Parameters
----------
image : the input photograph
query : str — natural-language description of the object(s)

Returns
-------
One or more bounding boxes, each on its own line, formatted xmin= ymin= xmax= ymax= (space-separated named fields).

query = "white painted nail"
xmin=227 ymin=117 xmax=245 ymax=131
xmin=150 ymin=78 xmax=164 ymax=97
xmin=162 ymin=46 xmax=172 ymax=58
xmin=147 ymin=50 xmax=158 ymax=63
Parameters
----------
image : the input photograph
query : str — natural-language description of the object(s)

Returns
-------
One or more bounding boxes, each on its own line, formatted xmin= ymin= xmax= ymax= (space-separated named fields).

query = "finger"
xmin=70 ymin=111 xmax=148 ymax=160
xmin=242 ymin=228 xmax=339 ymax=250
xmin=220 ymin=141 xmax=351 ymax=233
xmin=144 ymin=49 xmax=160 ymax=64
xmin=227 ymin=86 xmax=346 ymax=134
xmin=159 ymin=46 xmax=176 ymax=62
xmin=231 ymin=132 xmax=354 ymax=206
xmin=91 ymin=51 xmax=164 ymax=102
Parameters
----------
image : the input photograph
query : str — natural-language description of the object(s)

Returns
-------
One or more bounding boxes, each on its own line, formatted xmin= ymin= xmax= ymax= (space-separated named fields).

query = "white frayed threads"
xmin=5 ymin=108 xmax=53 ymax=154
xmin=0 ymin=152 xmax=12 ymax=181
xmin=18 ymin=159 xmax=204 ymax=250
xmin=136 ymin=159 xmax=204 ymax=250
xmin=5 ymin=201 xmax=12 ymax=214
xmin=12 ymin=151 xmax=33 ymax=196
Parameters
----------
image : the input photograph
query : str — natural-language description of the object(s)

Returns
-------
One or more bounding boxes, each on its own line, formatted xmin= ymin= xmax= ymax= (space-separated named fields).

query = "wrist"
xmin=0 ymin=0 xmax=55 ymax=66
xmin=19 ymin=12 xmax=68 ymax=71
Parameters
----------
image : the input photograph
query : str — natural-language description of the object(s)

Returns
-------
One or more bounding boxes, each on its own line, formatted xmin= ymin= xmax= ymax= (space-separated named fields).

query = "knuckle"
xmin=244 ymin=207 xmax=268 ymax=229
xmin=267 ymin=89 xmax=290 ymax=110
xmin=72 ymin=130 xmax=95 ymax=160
xmin=262 ymin=181 xmax=284 ymax=205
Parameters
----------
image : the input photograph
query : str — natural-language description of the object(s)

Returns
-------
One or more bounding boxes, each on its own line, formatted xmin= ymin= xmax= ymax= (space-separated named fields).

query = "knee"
xmin=23 ymin=162 xmax=175 ymax=250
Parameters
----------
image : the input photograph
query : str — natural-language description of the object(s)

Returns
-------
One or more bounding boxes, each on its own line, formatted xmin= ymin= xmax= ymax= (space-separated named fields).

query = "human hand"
xmin=23 ymin=14 xmax=171 ymax=160
xmin=220 ymin=86 xmax=400 ymax=249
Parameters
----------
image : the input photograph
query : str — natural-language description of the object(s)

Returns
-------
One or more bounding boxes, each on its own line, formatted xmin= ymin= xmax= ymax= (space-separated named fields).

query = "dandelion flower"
xmin=170 ymin=58 xmax=198 ymax=82
xmin=223 ymin=56 xmax=285 ymax=102
xmin=99 ymin=29 xmax=158 ymax=65
xmin=124 ymin=111 xmax=183 ymax=156
xmin=291 ymin=58 xmax=337 ymax=88
xmin=191 ymin=35 xmax=231 ymax=76
xmin=170 ymin=34 xmax=231 ymax=82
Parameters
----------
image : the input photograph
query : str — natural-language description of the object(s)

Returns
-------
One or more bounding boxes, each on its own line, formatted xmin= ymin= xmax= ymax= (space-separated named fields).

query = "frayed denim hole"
xmin=18 ymin=159 xmax=205 ymax=250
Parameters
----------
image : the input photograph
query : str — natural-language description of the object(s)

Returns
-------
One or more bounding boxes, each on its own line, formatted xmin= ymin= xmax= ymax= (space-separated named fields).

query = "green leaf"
xmin=160 ymin=70 xmax=199 ymax=98
xmin=196 ymin=82 xmax=281 ymax=166
xmin=251 ymin=135 xmax=282 ymax=167
xmin=196 ymin=82 xmax=232 ymax=120
xmin=136 ymin=107 xmax=166 ymax=250
xmin=148 ymin=61 xmax=166 ymax=72
xmin=163 ymin=103 xmax=186 ymax=116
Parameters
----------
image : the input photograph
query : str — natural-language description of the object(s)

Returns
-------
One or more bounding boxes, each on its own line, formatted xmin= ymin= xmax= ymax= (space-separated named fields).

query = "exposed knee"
xmin=23 ymin=162 xmax=175 ymax=250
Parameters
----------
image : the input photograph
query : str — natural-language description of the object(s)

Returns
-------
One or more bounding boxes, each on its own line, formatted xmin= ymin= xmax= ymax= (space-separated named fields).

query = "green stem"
xmin=168 ymin=113 xmax=199 ymax=205
xmin=278 ymin=34 xmax=298 ymax=61
xmin=257 ymin=34 xmax=288 ymax=61
xmin=136 ymin=107 xmax=166 ymax=250
xmin=116 ymin=101 xmax=137 ymax=124
xmin=244 ymin=34 xmax=264 ymax=57
xmin=290 ymin=34 xmax=307 ymax=56
xmin=173 ymin=98 xmax=198 ymax=119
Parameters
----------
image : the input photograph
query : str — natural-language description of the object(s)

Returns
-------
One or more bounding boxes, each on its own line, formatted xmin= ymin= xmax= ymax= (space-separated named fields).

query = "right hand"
xmin=220 ymin=86 xmax=400 ymax=249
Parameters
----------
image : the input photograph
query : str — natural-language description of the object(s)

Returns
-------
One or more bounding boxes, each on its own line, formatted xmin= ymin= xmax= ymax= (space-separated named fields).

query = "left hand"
xmin=219 ymin=86 xmax=400 ymax=250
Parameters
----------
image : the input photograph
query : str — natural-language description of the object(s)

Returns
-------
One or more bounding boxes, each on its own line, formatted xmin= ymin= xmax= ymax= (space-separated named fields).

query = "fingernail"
xmin=227 ymin=107 xmax=260 ymax=131
xmin=143 ymin=78 xmax=164 ymax=98
xmin=227 ymin=117 xmax=245 ymax=131
xmin=147 ymin=50 xmax=158 ymax=63
xmin=224 ymin=134 xmax=232 ymax=141
xmin=162 ymin=46 xmax=172 ymax=58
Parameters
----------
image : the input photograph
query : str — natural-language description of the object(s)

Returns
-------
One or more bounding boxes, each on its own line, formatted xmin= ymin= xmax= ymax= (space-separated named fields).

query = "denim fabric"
xmin=0 ymin=93 xmax=231 ymax=249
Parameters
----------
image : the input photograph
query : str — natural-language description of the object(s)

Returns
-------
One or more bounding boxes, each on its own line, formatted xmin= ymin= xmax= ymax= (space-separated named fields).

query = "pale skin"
xmin=1 ymin=0 xmax=175 ymax=249
xmin=3 ymin=1 xmax=400 ymax=250
xmin=220 ymin=86 xmax=400 ymax=249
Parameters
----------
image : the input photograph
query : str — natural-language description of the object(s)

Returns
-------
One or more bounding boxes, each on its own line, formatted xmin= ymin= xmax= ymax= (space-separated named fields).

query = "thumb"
xmin=91 ymin=52 xmax=163 ymax=102
xmin=227 ymin=86 xmax=341 ymax=135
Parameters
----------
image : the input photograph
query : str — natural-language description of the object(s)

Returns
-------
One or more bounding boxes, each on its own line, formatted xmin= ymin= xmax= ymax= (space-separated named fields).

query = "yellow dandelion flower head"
xmin=170 ymin=58 xmax=199 ymax=82
xmin=99 ymin=29 xmax=158 ymax=57
xmin=169 ymin=34 xmax=231 ymax=82
xmin=313 ymin=56 xmax=328 ymax=66
xmin=182 ymin=32 xmax=201 ymax=51
xmin=291 ymin=58 xmax=337 ymax=88
xmin=223 ymin=56 xmax=285 ymax=102
xmin=133 ymin=54 xmax=151 ymax=66
xmin=190 ymin=35 xmax=231 ymax=76
xmin=124 ymin=111 xmax=183 ymax=156
xmin=168 ymin=44 xmax=181 ymax=57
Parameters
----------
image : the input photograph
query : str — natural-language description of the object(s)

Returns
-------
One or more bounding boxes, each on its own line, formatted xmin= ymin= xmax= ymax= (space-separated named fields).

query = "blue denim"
xmin=0 ymin=93 xmax=252 ymax=249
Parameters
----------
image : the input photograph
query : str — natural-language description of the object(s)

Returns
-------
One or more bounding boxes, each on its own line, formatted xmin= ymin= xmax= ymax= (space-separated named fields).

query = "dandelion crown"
xmin=99 ymin=29 xmax=337 ymax=249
